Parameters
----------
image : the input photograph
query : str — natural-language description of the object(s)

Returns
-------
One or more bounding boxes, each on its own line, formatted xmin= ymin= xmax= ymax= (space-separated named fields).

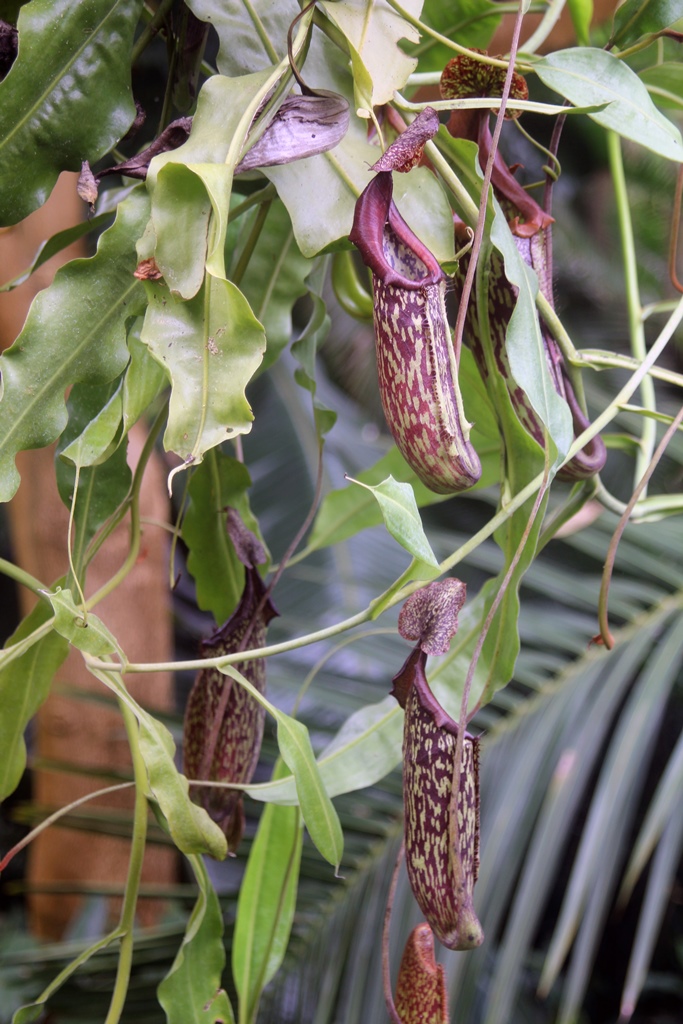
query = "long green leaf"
xmin=157 ymin=854 xmax=235 ymax=1024
xmin=233 ymin=760 xmax=303 ymax=1024
xmin=0 ymin=188 xmax=148 ymax=502
xmin=611 ymin=0 xmax=683 ymax=46
xmin=222 ymin=667 xmax=343 ymax=869
xmin=0 ymin=0 xmax=142 ymax=225
xmin=346 ymin=475 xmax=440 ymax=570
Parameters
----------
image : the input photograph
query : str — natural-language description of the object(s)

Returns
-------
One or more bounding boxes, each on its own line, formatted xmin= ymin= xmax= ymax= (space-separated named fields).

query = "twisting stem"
xmin=669 ymin=164 xmax=683 ymax=294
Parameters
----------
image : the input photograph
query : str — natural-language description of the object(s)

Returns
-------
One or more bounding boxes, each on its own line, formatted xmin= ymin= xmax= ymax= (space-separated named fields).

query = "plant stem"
xmin=231 ymin=200 xmax=272 ymax=286
xmin=607 ymin=130 xmax=657 ymax=490
xmin=104 ymin=702 xmax=149 ymax=1024
xmin=131 ymin=0 xmax=176 ymax=64
xmin=85 ymin=407 xmax=166 ymax=610
xmin=0 ymin=557 xmax=49 ymax=599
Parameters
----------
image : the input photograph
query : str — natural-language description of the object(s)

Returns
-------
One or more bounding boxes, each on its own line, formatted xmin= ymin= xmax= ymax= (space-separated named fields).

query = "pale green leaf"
xmin=533 ymin=48 xmax=683 ymax=162
xmin=346 ymin=475 xmax=439 ymax=568
xmin=139 ymin=275 xmax=266 ymax=472
xmin=319 ymin=0 xmax=420 ymax=113
xmin=158 ymin=854 xmax=235 ymax=1024
xmin=233 ymin=760 xmax=303 ymax=1023
xmin=48 ymin=589 xmax=121 ymax=658
xmin=0 ymin=0 xmax=142 ymax=225
xmin=145 ymin=69 xmax=279 ymax=297
xmin=567 ymin=0 xmax=593 ymax=45
xmin=59 ymin=382 xmax=124 ymax=468
xmin=185 ymin=0 xmax=297 ymax=76
xmin=0 ymin=188 xmax=149 ymax=502
xmin=121 ymin=326 xmax=169 ymax=432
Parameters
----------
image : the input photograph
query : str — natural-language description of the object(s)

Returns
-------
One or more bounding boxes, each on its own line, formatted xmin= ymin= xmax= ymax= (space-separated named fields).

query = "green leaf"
xmin=303 ymin=350 xmax=499 ymax=555
xmin=145 ymin=69 xmax=279 ymax=297
xmin=0 ymin=0 xmax=142 ymax=225
xmin=491 ymin=206 xmax=573 ymax=468
xmin=58 ymin=381 xmax=124 ymax=468
xmin=567 ymin=0 xmax=593 ymax=45
xmin=244 ymin=697 xmax=403 ymax=807
xmin=12 ymin=928 xmax=124 ymax=1023
xmin=233 ymin=760 xmax=303 ymax=1024
xmin=319 ymin=0 xmax=420 ymax=114
xmin=234 ymin=199 xmax=311 ymax=373
xmin=414 ymin=0 xmax=501 ymax=71
xmin=222 ymin=667 xmax=343 ymax=868
xmin=611 ymin=0 xmax=683 ymax=46
xmin=0 ymin=603 xmax=68 ymax=801
xmin=158 ymin=854 xmax=235 ymax=1024
xmin=346 ymin=476 xmax=440 ymax=569
xmin=183 ymin=450 xmax=260 ymax=623
xmin=186 ymin=0 xmax=296 ymax=77
xmin=274 ymin=713 xmax=343 ymax=871
xmin=640 ymin=62 xmax=683 ymax=111
xmin=121 ymin=325 xmax=169 ymax=431
xmin=48 ymin=589 xmax=121 ymax=657
xmin=0 ymin=188 xmax=148 ymax=502
xmin=90 ymin=666 xmax=229 ymax=859
xmin=55 ymin=382 xmax=132 ymax=578
xmin=533 ymin=48 xmax=683 ymax=163
xmin=139 ymin=275 xmax=266 ymax=473
xmin=291 ymin=265 xmax=337 ymax=440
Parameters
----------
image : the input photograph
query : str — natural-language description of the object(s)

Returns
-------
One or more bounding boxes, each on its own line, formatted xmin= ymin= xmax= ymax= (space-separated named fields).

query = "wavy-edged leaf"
xmin=185 ymin=0 xmax=297 ymax=76
xmin=121 ymin=326 xmax=168 ymax=431
xmin=233 ymin=760 xmax=303 ymax=1024
xmin=139 ymin=275 xmax=266 ymax=473
xmin=55 ymin=382 xmax=132 ymax=577
xmin=144 ymin=68 xmax=279 ymax=297
xmin=533 ymin=48 xmax=683 ymax=162
xmin=611 ymin=0 xmax=683 ymax=47
xmin=0 ymin=187 xmax=148 ymax=502
xmin=0 ymin=0 xmax=142 ymax=225
xmin=183 ymin=450 xmax=258 ymax=623
xmin=0 ymin=602 xmax=68 ymax=801
xmin=319 ymin=0 xmax=420 ymax=114
xmin=157 ymin=854 xmax=235 ymax=1024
